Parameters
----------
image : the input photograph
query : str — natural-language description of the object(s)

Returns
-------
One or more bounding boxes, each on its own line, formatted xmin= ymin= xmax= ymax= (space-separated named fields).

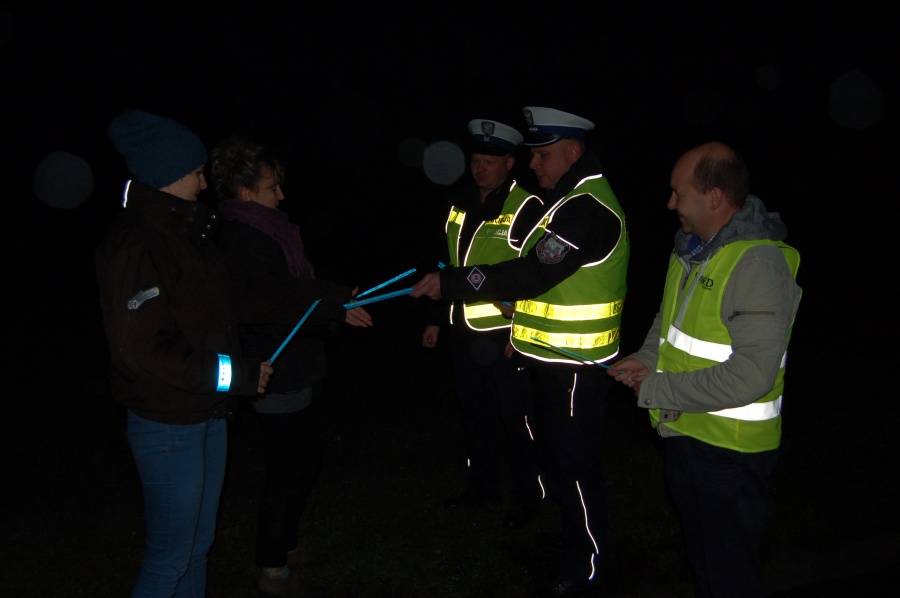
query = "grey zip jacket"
xmin=626 ymin=195 xmax=802 ymax=437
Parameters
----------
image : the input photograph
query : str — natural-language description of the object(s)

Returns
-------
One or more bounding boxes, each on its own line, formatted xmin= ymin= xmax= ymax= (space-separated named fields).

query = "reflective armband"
xmin=216 ymin=354 xmax=233 ymax=392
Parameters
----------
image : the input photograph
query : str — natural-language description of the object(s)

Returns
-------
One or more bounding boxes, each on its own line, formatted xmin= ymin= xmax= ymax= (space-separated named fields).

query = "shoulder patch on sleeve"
xmin=535 ymin=233 xmax=571 ymax=264
xmin=128 ymin=286 xmax=160 ymax=310
xmin=467 ymin=267 xmax=486 ymax=291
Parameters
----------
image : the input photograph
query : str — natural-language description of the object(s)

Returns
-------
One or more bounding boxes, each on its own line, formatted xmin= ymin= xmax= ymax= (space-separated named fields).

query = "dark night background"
xmin=2 ymin=1 xmax=899 ymax=595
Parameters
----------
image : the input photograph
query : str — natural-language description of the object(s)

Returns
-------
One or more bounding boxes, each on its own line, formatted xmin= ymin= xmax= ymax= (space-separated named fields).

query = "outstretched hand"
xmin=410 ymin=272 xmax=441 ymax=300
xmin=345 ymin=307 xmax=373 ymax=327
xmin=607 ymin=357 xmax=649 ymax=396
xmin=344 ymin=286 xmax=374 ymax=327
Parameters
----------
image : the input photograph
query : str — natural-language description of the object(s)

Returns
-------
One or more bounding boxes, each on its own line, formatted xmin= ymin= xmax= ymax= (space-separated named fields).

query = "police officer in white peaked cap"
xmin=522 ymin=107 xmax=595 ymax=146
xmin=422 ymin=116 xmax=543 ymax=532
xmin=412 ymin=103 xmax=630 ymax=596
xmin=467 ymin=118 xmax=525 ymax=155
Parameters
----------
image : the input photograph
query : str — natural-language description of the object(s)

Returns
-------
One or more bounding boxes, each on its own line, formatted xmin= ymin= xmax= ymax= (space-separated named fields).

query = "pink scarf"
xmin=217 ymin=199 xmax=315 ymax=279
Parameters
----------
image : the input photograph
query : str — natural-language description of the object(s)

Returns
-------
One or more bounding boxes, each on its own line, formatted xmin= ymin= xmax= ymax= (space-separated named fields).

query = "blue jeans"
xmin=127 ymin=411 xmax=227 ymax=598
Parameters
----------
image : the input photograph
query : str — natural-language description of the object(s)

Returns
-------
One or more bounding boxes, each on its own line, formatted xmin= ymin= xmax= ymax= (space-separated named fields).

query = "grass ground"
xmin=2 ymin=301 xmax=897 ymax=597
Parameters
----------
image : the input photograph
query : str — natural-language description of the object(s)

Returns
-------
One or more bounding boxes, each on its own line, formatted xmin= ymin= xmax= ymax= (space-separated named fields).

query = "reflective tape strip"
xmin=484 ymin=213 xmax=514 ymax=226
xmin=710 ymin=396 xmax=782 ymax=421
xmin=465 ymin=303 xmax=503 ymax=319
xmin=514 ymin=324 xmax=620 ymax=349
xmin=217 ymin=354 xmax=232 ymax=392
xmin=516 ymin=299 xmax=624 ymax=321
xmin=122 ymin=179 xmax=132 ymax=207
xmin=666 ymin=326 xmax=732 ymax=362
xmin=448 ymin=209 xmax=465 ymax=225
xmin=666 ymin=326 xmax=789 ymax=366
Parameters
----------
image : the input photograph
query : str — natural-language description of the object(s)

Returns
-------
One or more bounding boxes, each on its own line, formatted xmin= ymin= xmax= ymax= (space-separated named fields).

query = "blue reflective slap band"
xmin=217 ymin=354 xmax=233 ymax=392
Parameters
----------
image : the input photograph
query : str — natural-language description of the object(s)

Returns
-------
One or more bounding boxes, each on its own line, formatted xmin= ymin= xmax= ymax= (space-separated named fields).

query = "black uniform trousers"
xmin=531 ymin=365 xmax=612 ymax=581
xmin=450 ymin=334 xmax=541 ymax=509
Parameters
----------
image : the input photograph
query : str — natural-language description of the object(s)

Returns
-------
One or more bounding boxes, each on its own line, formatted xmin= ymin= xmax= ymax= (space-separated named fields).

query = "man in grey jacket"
xmin=609 ymin=142 xmax=802 ymax=598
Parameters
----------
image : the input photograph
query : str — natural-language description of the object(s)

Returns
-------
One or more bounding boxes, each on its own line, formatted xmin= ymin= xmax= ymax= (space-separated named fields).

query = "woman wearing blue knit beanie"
xmin=96 ymin=110 xmax=373 ymax=597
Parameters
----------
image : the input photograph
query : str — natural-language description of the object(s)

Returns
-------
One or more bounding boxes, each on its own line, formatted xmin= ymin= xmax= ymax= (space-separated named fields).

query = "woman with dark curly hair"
xmin=210 ymin=135 xmax=332 ymax=595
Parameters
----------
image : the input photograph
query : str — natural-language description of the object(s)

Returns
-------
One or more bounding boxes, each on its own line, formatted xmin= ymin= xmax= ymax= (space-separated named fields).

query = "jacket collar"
xmin=542 ymin=149 xmax=603 ymax=202
xmin=675 ymin=194 xmax=789 ymax=262
xmin=125 ymin=181 xmax=221 ymax=247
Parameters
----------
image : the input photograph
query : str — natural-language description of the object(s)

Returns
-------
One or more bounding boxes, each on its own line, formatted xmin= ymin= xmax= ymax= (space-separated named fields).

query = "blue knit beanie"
xmin=107 ymin=109 xmax=208 ymax=189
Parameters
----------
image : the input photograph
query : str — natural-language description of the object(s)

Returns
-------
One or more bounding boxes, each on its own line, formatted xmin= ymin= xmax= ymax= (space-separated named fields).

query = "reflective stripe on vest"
xmin=514 ymin=324 xmax=620 ymax=351
xmin=662 ymin=325 xmax=788 ymax=421
xmin=517 ymin=298 xmax=624 ymax=321
xmin=464 ymin=302 xmax=504 ymax=320
xmin=665 ymin=325 xmax=790 ymax=370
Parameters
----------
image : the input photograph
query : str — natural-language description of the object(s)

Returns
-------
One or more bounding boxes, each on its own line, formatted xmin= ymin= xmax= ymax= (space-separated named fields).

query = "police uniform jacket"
xmin=427 ymin=177 xmax=540 ymax=343
xmin=438 ymin=150 xmax=625 ymax=370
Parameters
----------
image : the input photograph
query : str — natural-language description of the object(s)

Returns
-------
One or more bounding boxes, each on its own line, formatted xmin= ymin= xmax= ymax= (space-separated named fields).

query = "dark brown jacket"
xmin=95 ymin=182 xmax=352 ymax=424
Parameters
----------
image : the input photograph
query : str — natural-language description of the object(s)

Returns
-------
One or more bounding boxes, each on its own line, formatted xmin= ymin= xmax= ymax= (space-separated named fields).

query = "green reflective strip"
xmin=513 ymin=324 xmax=620 ymax=349
xmin=516 ymin=299 xmax=624 ymax=321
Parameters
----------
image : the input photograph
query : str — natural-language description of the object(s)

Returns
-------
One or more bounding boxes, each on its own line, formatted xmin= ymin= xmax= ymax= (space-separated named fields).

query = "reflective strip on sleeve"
xmin=217 ymin=354 xmax=233 ymax=392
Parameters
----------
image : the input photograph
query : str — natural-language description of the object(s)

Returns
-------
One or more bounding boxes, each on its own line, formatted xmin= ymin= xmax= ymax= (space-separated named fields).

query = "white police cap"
xmin=521 ymin=107 xmax=595 ymax=146
xmin=467 ymin=119 xmax=524 ymax=156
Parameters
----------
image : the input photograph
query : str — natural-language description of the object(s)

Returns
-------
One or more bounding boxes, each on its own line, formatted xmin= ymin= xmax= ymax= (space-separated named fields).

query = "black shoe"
xmin=443 ymin=491 xmax=501 ymax=510
xmin=502 ymin=504 xmax=535 ymax=529
xmin=540 ymin=577 xmax=600 ymax=597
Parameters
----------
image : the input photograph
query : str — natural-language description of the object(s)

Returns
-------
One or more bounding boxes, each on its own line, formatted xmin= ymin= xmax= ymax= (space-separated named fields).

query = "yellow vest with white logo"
xmin=651 ymin=240 xmax=800 ymax=452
